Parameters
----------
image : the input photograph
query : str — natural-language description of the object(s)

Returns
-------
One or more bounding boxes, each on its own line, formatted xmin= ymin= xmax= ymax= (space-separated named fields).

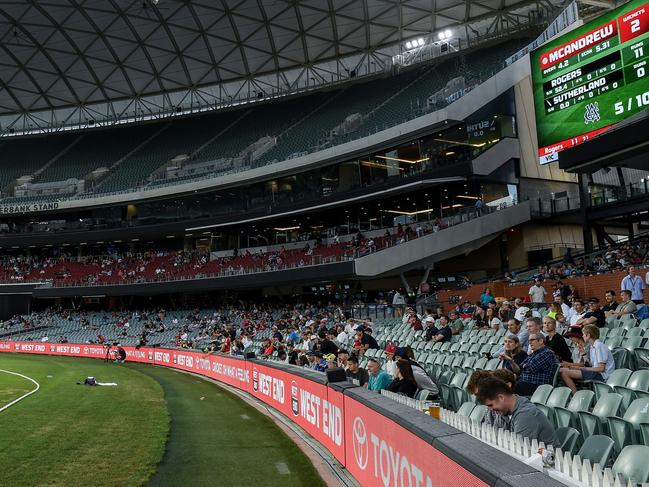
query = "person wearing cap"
xmin=383 ymin=344 xmax=399 ymax=377
xmin=337 ymin=349 xmax=350 ymax=370
xmin=346 ymin=355 xmax=369 ymax=387
xmin=424 ymin=316 xmax=439 ymax=342
xmin=305 ymin=350 xmax=318 ymax=369
xmin=528 ymin=278 xmax=547 ymax=308
xmin=574 ymin=298 xmax=605 ymax=328
xmin=367 ymin=358 xmax=393 ymax=392
xmin=562 ymin=328 xmax=588 ymax=367
xmin=513 ymin=306 xmax=531 ymax=324
xmin=560 ymin=324 xmax=615 ymax=394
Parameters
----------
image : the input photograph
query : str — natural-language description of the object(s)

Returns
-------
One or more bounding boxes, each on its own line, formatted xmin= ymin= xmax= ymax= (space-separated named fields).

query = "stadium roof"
xmin=0 ymin=0 xmax=565 ymax=134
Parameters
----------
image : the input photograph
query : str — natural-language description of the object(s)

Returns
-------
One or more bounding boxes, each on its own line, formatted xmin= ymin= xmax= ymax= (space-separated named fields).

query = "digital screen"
xmin=531 ymin=0 xmax=649 ymax=164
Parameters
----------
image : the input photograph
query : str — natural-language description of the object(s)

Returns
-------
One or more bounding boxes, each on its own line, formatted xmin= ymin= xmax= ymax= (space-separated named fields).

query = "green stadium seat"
xmin=612 ymin=445 xmax=649 ymax=484
xmin=577 ymin=393 xmax=623 ymax=438
xmin=556 ymin=426 xmax=581 ymax=454
xmin=577 ymin=435 xmax=614 ymax=467
xmin=530 ymin=384 xmax=553 ymax=405
xmin=554 ymin=390 xmax=595 ymax=429
xmin=592 ymin=368 xmax=632 ymax=401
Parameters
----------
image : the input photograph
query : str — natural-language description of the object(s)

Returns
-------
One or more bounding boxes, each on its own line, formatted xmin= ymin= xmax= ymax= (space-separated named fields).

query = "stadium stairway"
xmin=354 ymin=200 xmax=531 ymax=277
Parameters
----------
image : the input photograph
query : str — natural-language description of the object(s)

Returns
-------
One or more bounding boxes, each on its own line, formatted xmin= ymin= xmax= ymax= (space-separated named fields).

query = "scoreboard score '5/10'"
xmin=530 ymin=0 xmax=649 ymax=164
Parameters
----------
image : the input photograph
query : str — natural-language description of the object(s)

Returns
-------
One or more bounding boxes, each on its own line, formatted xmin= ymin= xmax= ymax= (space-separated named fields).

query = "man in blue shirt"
xmin=621 ymin=266 xmax=645 ymax=304
xmin=367 ymin=358 xmax=393 ymax=391
xmin=509 ymin=332 xmax=557 ymax=396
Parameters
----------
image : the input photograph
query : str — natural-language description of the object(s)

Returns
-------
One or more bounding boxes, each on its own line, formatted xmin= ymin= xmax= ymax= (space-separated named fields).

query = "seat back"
xmin=556 ymin=427 xmax=581 ymax=454
xmin=593 ymin=392 xmax=624 ymax=418
xmin=577 ymin=435 xmax=614 ymax=467
xmin=546 ymin=387 xmax=572 ymax=408
xmin=469 ymin=405 xmax=487 ymax=422
xmin=612 ymin=445 xmax=649 ymax=484
xmin=607 ymin=368 xmax=633 ymax=388
xmin=568 ymin=390 xmax=595 ymax=412
xmin=457 ymin=401 xmax=475 ymax=417
xmin=530 ymin=384 xmax=553 ymax=405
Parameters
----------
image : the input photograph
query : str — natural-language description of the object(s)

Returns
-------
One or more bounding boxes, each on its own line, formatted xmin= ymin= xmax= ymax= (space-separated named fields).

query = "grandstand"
xmin=3 ymin=0 xmax=649 ymax=486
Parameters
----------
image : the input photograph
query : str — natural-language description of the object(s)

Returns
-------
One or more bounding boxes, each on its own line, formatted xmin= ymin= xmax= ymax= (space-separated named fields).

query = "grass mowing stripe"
xmin=0 ymin=354 xmax=169 ymax=487
xmin=131 ymin=364 xmax=326 ymax=487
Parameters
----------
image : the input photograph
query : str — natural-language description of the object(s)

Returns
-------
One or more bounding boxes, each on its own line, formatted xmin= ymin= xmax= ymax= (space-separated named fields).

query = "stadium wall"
xmin=0 ymin=341 xmax=563 ymax=487
xmin=437 ymin=270 xmax=629 ymax=305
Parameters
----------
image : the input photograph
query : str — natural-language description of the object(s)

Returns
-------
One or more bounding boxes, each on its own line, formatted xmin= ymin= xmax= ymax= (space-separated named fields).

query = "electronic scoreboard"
xmin=531 ymin=0 xmax=649 ymax=164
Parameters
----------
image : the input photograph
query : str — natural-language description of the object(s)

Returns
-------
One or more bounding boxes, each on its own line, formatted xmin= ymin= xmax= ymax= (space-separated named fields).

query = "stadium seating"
xmin=0 ymin=37 xmax=533 ymax=200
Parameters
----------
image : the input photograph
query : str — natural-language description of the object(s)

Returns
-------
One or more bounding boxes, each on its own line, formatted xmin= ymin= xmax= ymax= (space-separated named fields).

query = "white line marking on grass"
xmin=275 ymin=462 xmax=290 ymax=475
xmin=0 ymin=369 xmax=40 ymax=413
xmin=240 ymin=414 xmax=250 ymax=420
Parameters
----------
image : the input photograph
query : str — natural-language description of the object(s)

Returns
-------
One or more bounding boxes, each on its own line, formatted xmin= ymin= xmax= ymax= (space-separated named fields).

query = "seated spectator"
xmin=346 ymin=356 xmax=369 ymax=386
xmin=356 ymin=325 xmax=379 ymax=354
xmin=492 ymin=318 xmax=529 ymax=358
xmin=509 ymin=332 xmax=557 ymax=396
xmin=560 ymin=324 xmax=615 ymax=394
xmin=367 ymin=358 xmax=393 ymax=391
xmin=486 ymin=307 xmax=502 ymax=330
xmin=466 ymin=370 xmax=511 ymax=429
xmin=607 ymin=289 xmax=637 ymax=318
xmin=473 ymin=306 xmax=489 ymax=329
xmin=387 ymin=359 xmax=418 ymax=398
xmin=601 ymin=290 xmax=618 ymax=314
xmin=476 ymin=376 xmax=558 ymax=447
xmin=562 ymin=328 xmax=587 ymax=366
xmin=383 ymin=344 xmax=398 ymax=377
xmin=337 ymin=349 xmax=350 ymax=370
xmin=524 ymin=317 xmax=543 ymax=354
xmin=424 ymin=317 xmax=439 ymax=342
xmin=498 ymin=335 xmax=527 ymax=371
xmin=431 ymin=315 xmax=452 ymax=343
xmin=448 ymin=310 xmax=464 ymax=335
xmin=395 ymin=347 xmax=438 ymax=397
xmin=543 ymin=316 xmax=572 ymax=363
xmin=576 ymin=297 xmax=606 ymax=328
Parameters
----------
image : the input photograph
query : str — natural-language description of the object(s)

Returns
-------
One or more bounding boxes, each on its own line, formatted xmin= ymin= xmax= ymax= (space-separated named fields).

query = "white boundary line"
xmin=0 ymin=369 xmax=40 ymax=413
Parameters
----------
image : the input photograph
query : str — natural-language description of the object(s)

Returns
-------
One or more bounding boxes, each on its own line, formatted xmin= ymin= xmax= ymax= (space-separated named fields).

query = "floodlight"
xmin=405 ymin=41 xmax=413 ymax=49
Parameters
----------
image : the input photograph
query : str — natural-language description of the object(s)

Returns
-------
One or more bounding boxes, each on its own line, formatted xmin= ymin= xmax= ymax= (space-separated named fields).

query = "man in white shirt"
xmin=336 ymin=324 xmax=348 ymax=345
xmin=560 ymin=324 xmax=615 ymax=394
xmin=528 ymin=278 xmax=547 ymax=308
xmin=568 ymin=299 xmax=586 ymax=328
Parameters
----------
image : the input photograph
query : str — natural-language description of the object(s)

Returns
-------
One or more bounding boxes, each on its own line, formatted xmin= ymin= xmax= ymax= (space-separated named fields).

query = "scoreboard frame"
xmin=530 ymin=0 xmax=649 ymax=164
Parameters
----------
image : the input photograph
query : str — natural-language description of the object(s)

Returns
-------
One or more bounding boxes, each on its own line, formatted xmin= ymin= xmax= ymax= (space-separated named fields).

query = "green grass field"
xmin=0 ymin=354 xmax=325 ymax=487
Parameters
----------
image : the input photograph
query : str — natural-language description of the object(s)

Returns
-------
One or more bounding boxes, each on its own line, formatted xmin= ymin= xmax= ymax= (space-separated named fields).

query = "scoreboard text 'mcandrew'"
xmin=531 ymin=0 xmax=649 ymax=164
